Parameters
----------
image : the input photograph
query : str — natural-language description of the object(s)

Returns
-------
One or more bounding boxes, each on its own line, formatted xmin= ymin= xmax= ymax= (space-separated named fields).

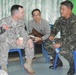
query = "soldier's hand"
xmin=3 ymin=24 xmax=9 ymax=30
xmin=34 ymin=37 xmax=41 ymax=42
xmin=16 ymin=38 xmax=23 ymax=46
xmin=27 ymin=39 xmax=33 ymax=49
xmin=52 ymin=43 xmax=61 ymax=49
xmin=49 ymin=35 xmax=54 ymax=41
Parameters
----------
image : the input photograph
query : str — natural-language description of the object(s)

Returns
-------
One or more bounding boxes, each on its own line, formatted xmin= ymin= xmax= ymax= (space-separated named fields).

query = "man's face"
xmin=60 ymin=5 xmax=71 ymax=18
xmin=32 ymin=11 xmax=41 ymax=22
xmin=17 ymin=7 xmax=24 ymax=20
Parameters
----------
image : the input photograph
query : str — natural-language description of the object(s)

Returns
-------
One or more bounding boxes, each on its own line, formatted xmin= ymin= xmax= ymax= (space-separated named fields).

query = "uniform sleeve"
xmin=42 ymin=21 xmax=51 ymax=40
xmin=0 ymin=19 xmax=7 ymax=34
xmin=68 ymin=22 xmax=76 ymax=43
xmin=18 ymin=23 xmax=29 ymax=42
xmin=0 ymin=19 xmax=9 ymax=43
xmin=72 ymin=22 xmax=76 ymax=34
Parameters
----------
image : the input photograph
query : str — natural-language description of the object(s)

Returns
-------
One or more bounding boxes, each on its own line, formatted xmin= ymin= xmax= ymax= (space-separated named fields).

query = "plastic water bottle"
xmin=55 ymin=47 xmax=60 ymax=53
xmin=52 ymin=40 xmax=55 ymax=44
xmin=52 ymin=40 xmax=60 ymax=53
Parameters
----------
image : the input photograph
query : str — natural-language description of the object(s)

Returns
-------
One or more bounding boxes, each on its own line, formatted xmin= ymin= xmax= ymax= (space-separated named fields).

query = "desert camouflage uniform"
xmin=44 ymin=13 xmax=76 ymax=70
xmin=0 ymin=16 xmax=34 ymax=66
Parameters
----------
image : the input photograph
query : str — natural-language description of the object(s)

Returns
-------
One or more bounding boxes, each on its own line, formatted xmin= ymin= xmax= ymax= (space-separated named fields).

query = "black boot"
xmin=56 ymin=57 xmax=63 ymax=66
xmin=67 ymin=69 xmax=74 ymax=75
xmin=67 ymin=63 xmax=75 ymax=75
xmin=49 ymin=57 xmax=63 ymax=69
xmin=50 ymin=59 xmax=54 ymax=64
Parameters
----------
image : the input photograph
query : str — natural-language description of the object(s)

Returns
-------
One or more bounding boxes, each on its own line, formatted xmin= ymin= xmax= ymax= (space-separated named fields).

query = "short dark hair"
xmin=61 ymin=1 xmax=73 ymax=10
xmin=31 ymin=8 xmax=41 ymax=15
xmin=11 ymin=5 xmax=23 ymax=15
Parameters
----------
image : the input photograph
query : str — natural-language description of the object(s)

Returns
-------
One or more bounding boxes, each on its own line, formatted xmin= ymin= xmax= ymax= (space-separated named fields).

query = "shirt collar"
xmin=34 ymin=18 xmax=42 ymax=24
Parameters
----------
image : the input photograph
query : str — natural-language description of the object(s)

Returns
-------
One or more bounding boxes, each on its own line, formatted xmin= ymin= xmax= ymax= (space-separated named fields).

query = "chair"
xmin=41 ymin=43 xmax=61 ymax=65
xmin=34 ymin=24 xmax=53 ymax=62
xmin=42 ymin=42 xmax=50 ymax=62
xmin=53 ymin=48 xmax=60 ymax=69
xmin=34 ymin=41 xmax=50 ymax=62
xmin=72 ymin=51 xmax=76 ymax=73
xmin=53 ymin=53 xmax=59 ymax=69
xmin=53 ymin=48 xmax=76 ymax=71
xmin=9 ymin=48 xmax=24 ymax=66
xmin=41 ymin=24 xmax=53 ymax=62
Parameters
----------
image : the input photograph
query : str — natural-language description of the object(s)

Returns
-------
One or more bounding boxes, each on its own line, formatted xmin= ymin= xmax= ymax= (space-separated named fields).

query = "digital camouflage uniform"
xmin=44 ymin=13 xmax=76 ymax=72
xmin=0 ymin=16 xmax=34 ymax=66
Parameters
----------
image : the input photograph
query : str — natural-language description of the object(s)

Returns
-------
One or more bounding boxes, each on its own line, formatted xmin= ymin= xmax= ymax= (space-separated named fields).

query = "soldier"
xmin=44 ymin=1 xmax=76 ymax=75
xmin=0 ymin=5 xmax=35 ymax=74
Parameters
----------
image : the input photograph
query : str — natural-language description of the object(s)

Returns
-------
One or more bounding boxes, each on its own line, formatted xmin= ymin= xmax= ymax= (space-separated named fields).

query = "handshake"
xmin=29 ymin=29 xmax=43 ymax=44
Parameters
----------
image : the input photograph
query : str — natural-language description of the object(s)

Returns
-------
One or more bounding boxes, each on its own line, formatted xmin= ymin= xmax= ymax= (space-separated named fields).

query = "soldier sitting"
xmin=0 ymin=5 xmax=35 ymax=74
xmin=44 ymin=1 xmax=76 ymax=75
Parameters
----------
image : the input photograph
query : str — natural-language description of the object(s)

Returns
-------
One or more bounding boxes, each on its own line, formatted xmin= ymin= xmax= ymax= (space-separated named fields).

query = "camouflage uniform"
xmin=44 ymin=13 xmax=76 ymax=71
xmin=0 ymin=16 xmax=34 ymax=66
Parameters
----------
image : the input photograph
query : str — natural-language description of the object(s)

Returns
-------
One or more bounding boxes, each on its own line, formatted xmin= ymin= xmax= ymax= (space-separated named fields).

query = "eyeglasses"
xmin=33 ymin=14 xmax=41 ymax=17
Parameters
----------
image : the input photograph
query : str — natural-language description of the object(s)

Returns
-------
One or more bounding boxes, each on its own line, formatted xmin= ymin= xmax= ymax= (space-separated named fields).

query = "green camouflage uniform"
xmin=44 ymin=13 xmax=76 ymax=71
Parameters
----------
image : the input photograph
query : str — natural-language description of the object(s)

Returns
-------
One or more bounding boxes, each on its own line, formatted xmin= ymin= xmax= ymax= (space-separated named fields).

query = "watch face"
xmin=0 ymin=70 xmax=8 ymax=75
